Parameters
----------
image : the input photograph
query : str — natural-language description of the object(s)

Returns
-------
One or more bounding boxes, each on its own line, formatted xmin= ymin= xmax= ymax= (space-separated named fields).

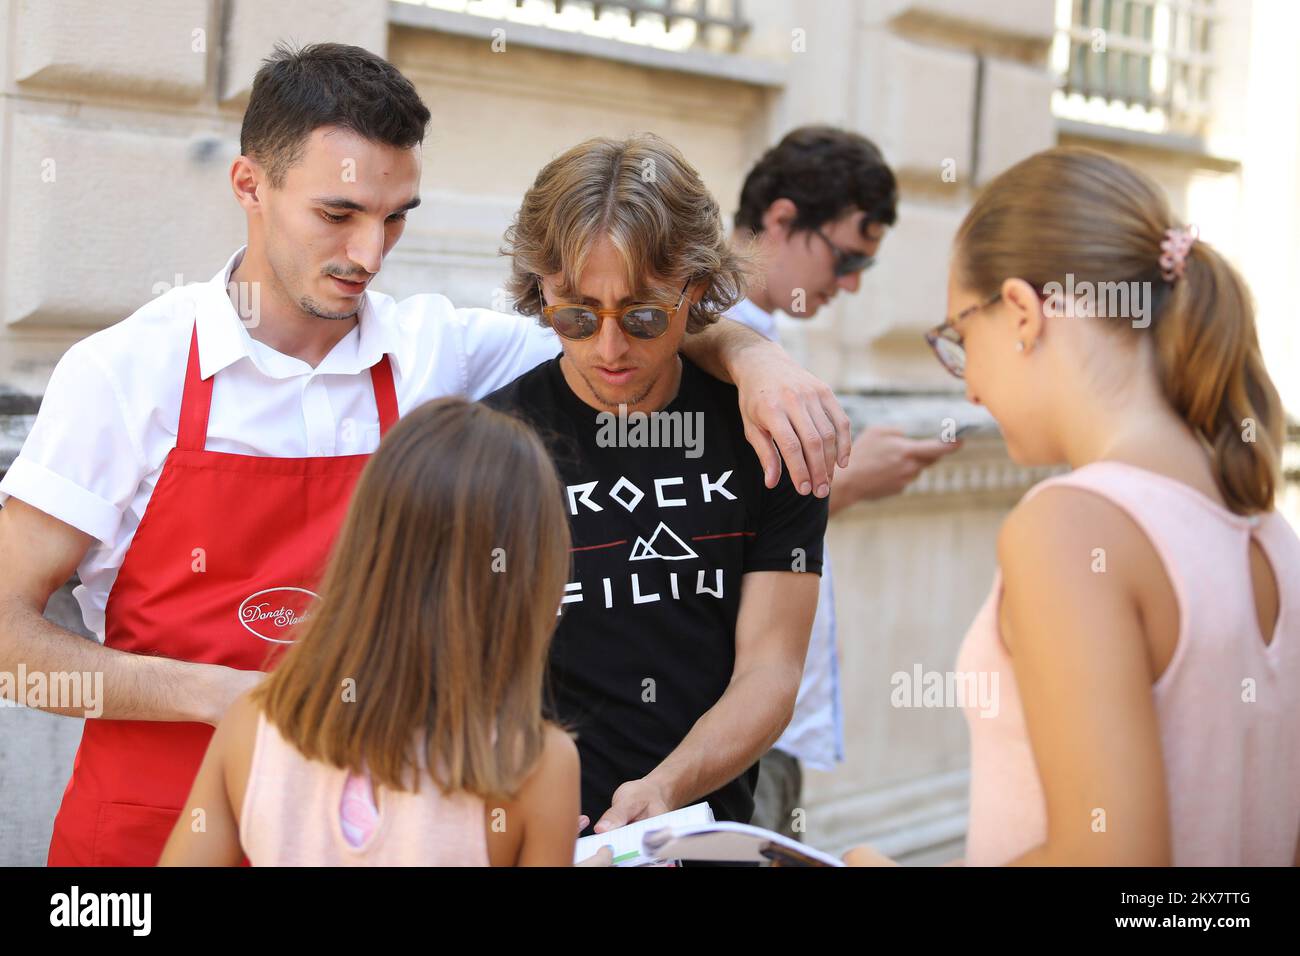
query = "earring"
xmin=1016 ymin=341 xmax=1025 ymax=352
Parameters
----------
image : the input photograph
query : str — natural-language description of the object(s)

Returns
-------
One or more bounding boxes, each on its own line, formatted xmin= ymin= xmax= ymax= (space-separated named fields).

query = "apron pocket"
xmin=93 ymin=802 xmax=181 ymax=867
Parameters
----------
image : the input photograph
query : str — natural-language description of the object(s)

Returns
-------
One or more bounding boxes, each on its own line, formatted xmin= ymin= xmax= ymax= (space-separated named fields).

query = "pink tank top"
xmin=958 ymin=461 xmax=1300 ymax=866
xmin=239 ymin=711 xmax=490 ymax=866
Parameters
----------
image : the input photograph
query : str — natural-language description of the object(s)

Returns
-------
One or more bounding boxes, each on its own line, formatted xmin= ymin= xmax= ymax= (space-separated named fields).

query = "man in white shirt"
xmin=729 ymin=126 xmax=961 ymax=839
xmin=0 ymin=44 xmax=849 ymax=866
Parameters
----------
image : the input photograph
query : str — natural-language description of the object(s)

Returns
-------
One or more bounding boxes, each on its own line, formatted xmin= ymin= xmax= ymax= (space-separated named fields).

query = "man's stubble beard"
xmin=264 ymin=229 xmax=361 ymax=322
xmin=298 ymin=293 xmax=360 ymax=321
xmin=575 ymin=362 xmax=659 ymax=411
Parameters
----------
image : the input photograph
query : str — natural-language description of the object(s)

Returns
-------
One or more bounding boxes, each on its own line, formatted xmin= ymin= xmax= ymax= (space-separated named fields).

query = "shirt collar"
xmin=194 ymin=246 xmax=409 ymax=381
xmin=353 ymin=289 xmax=409 ymax=380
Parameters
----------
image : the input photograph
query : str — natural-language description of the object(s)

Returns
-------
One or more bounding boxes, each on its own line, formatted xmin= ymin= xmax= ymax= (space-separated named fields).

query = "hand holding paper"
xmin=575 ymin=803 xmax=715 ymax=866
xmin=592 ymin=776 xmax=674 ymax=833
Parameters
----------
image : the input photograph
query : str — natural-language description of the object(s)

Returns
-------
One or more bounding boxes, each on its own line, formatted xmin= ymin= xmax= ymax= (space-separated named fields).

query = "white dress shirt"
xmin=726 ymin=298 xmax=845 ymax=770
xmin=0 ymin=247 xmax=560 ymax=641
xmin=727 ymin=297 xmax=781 ymax=343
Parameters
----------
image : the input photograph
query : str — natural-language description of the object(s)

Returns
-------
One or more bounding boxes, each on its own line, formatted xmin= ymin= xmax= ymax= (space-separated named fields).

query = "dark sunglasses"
xmin=813 ymin=227 xmax=875 ymax=277
xmin=538 ymin=278 xmax=690 ymax=341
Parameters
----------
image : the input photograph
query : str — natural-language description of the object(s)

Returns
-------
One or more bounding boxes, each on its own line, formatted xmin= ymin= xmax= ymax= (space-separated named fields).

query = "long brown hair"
xmin=502 ymin=132 xmax=749 ymax=332
xmin=252 ymin=398 xmax=571 ymax=797
xmin=954 ymin=146 xmax=1283 ymax=514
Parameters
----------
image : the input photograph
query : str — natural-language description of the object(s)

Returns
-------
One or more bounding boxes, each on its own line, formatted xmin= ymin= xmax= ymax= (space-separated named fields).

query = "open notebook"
xmin=642 ymin=820 xmax=844 ymax=866
xmin=573 ymin=803 xmax=845 ymax=866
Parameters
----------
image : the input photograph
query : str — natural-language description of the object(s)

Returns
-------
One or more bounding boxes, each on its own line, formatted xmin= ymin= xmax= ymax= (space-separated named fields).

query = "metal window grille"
xmin=1055 ymin=0 xmax=1215 ymax=135
xmin=408 ymin=0 xmax=751 ymax=53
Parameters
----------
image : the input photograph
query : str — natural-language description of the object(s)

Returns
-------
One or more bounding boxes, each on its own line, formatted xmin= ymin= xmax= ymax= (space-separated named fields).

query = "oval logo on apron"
xmin=237 ymin=587 xmax=319 ymax=643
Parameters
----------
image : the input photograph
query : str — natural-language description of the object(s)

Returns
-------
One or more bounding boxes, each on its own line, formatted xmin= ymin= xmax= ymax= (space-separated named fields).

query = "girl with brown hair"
xmin=850 ymin=146 xmax=1300 ymax=866
xmin=159 ymin=397 xmax=580 ymax=865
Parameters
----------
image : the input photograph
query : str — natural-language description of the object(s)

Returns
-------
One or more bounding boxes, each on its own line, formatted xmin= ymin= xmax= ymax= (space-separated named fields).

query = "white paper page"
xmin=573 ymin=802 xmax=716 ymax=866
xmin=641 ymin=820 xmax=845 ymax=866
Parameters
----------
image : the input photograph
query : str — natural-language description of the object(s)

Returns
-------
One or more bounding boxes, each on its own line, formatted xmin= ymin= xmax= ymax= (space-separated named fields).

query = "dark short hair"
xmin=240 ymin=42 xmax=431 ymax=186
xmin=734 ymin=125 xmax=898 ymax=237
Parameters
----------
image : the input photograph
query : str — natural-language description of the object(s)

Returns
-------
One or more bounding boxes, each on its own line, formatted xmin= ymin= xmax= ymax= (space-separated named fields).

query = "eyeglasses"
xmin=538 ymin=278 xmax=690 ymax=341
xmin=813 ymin=228 xmax=875 ymax=277
xmin=924 ymin=292 xmax=1002 ymax=379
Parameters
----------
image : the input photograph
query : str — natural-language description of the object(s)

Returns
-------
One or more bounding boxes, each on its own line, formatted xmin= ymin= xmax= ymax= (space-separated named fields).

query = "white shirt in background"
xmin=726 ymin=297 xmax=845 ymax=770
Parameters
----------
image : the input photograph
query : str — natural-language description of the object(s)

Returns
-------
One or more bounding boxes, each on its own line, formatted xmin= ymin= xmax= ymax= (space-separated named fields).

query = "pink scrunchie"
xmin=1159 ymin=224 xmax=1198 ymax=282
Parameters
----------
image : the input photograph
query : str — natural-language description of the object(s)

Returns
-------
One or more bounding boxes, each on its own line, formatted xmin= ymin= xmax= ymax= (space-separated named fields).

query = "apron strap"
xmin=176 ymin=322 xmax=213 ymax=453
xmin=179 ymin=321 xmax=400 ymax=450
xmin=370 ymin=354 xmax=399 ymax=439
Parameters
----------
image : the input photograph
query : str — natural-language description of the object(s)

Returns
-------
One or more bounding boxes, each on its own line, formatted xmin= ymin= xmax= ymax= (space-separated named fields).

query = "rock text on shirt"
xmin=560 ymin=469 xmax=749 ymax=613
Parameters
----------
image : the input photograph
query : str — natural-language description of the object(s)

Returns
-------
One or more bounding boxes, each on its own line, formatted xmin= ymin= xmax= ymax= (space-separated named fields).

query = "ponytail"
xmin=1154 ymin=241 xmax=1283 ymax=513
xmin=955 ymin=146 xmax=1284 ymax=515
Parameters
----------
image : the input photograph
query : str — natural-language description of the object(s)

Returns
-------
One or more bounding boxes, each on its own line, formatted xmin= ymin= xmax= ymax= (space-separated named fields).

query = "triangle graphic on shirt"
xmin=629 ymin=522 xmax=698 ymax=562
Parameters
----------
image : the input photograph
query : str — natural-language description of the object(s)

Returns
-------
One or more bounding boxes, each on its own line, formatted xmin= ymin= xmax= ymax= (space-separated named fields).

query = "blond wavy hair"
xmin=502 ymin=133 xmax=748 ymax=333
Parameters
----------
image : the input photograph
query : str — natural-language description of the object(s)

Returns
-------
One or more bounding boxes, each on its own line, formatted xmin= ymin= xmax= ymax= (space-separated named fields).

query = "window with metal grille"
xmin=395 ymin=0 xmax=751 ymax=53
xmin=1050 ymin=0 xmax=1215 ymax=136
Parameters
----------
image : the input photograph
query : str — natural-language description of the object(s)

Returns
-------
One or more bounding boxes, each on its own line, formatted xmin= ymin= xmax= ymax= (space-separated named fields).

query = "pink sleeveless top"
xmin=239 ymin=712 xmax=490 ymax=866
xmin=958 ymin=461 xmax=1300 ymax=866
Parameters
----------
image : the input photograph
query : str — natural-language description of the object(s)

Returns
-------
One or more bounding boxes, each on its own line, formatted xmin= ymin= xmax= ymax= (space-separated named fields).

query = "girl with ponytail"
xmin=848 ymin=146 xmax=1300 ymax=867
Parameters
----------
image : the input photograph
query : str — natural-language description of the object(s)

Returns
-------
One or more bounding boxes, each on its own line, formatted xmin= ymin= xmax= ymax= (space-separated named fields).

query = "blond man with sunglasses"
xmin=484 ymin=133 xmax=828 ymax=842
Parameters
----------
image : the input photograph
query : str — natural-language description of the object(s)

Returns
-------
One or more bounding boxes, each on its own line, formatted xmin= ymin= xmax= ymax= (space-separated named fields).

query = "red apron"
xmin=47 ymin=322 xmax=398 ymax=866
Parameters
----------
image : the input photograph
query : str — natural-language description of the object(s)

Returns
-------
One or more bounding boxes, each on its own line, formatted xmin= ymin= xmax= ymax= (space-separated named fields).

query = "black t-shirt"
xmin=483 ymin=355 xmax=827 ymax=834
